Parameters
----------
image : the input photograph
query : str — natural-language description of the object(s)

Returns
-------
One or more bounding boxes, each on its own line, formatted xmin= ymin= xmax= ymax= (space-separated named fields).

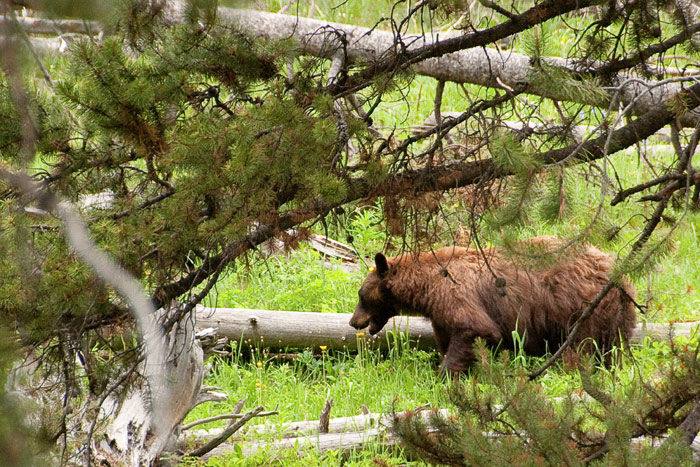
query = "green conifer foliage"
xmin=392 ymin=342 xmax=699 ymax=466
xmin=2 ymin=0 xmax=700 ymax=461
xmin=1 ymin=2 xmax=355 ymax=355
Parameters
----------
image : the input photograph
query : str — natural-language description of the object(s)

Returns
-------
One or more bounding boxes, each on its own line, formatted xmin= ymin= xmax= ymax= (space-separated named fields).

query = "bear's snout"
xmin=349 ymin=307 xmax=372 ymax=329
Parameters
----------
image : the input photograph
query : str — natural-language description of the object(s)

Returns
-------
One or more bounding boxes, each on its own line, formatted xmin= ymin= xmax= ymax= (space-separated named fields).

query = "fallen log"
xmin=203 ymin=426 xmax=387 ymax=460
xmin=195 ymin=307 xmax=436 ymax=351
xmin=14 ymin=4 xmax=700 ymax=126
xmin=184 ymin=407 xmax=699 ymax=462
xmin=189 ymin=408 xmax=448 ymax=460
xmin=6 ymin=17 xmax=100 ymax=35
xmin=206 ymin=7 xmax=699 ymax=125
xmin=182 ymin=411 xmax=385 ymax=444
xmin=195 ymin=307 xmax=699 ymax=352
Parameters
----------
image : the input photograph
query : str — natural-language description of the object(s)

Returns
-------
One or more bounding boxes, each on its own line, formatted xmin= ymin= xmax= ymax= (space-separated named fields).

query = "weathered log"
xmin=181 ymin=409 xmax=425 ymax=444
xmin=207 ymin=429 xmax=700 ymax=462
xmin=203 ymin=426 xmax=387 ymax=460
xmin=192 ymin=408 xmax=447 ymax=460
xmin=5 ymin=17 xmax=101 ymax=35
xmin=183 ymin=408 xmax=699 ymax=462
xmin=195 ymin=307 xmax=436 ymax=351
xmin=195 ymin=307 xmax=699 ymax=351
xmin=206 ymin=7 xmax=698 ymax=125
xmin=15 ymin=4 xmax=700 ymax=125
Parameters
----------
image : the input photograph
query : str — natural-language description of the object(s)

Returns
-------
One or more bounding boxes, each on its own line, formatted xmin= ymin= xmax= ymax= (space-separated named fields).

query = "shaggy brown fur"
xmin=349 ymin=236 xmax=637 ymax=373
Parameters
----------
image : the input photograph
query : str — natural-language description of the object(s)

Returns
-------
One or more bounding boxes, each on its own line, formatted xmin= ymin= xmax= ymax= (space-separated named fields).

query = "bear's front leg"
xmin=440 ymin=329 xmax=478 ymax=375
xmin=431 ymin=323 xmax=451 ymax=356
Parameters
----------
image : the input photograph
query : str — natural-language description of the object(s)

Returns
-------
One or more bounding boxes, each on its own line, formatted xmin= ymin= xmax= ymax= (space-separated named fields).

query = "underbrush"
xmin=184 ymin=331 xmax=698 ymax=466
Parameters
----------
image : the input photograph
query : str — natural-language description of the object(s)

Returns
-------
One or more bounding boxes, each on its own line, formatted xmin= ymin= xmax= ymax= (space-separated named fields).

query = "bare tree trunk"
xmin=89 ymin=308 xmax=206 ymax=465
xmin=6 ymin=306 xmax=219 ymax=466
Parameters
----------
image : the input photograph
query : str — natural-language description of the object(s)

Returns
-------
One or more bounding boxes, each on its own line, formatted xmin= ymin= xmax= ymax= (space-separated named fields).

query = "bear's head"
xmin=349 ymin=253 xmax=398 ymax=335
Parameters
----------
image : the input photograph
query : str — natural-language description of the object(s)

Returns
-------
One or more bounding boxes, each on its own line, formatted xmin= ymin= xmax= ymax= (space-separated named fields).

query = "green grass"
xmin=206 ymin=249 xmax=363 ymax=313
xmin=184 ymin=329 xmax=698 ymax=465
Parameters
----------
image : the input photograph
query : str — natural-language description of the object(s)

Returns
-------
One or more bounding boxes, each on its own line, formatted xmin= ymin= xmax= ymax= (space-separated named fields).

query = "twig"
xmin=611 ymin=172 xmax=698 ymax=205
xmin=478 ymin=0 xmax=517 ymax=19
xmin=108 ymin=189 xmax=175 ymax=220
xmin=187 ymin=406 xmax=265 ymax=457
xmin=181 ymin=410 xmax=278 ymax=431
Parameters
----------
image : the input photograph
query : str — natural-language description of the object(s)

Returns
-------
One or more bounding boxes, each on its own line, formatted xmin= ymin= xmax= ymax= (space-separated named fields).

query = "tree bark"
xmin=86 ymin=308 xmax=208 ymax=465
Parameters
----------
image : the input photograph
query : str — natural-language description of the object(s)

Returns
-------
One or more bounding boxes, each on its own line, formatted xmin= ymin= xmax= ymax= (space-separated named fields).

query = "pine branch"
xmin=151 ymin=81 xmax=700 ymax=310
xmin=593 ymin=22 xmax=700 ymax=78
xmin=325 ymin=0 xmax=601 ymax=97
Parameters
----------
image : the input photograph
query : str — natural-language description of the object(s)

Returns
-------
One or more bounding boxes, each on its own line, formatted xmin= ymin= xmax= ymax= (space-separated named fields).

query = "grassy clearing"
xmin=190 ymin=195 xmax=699 ymax=465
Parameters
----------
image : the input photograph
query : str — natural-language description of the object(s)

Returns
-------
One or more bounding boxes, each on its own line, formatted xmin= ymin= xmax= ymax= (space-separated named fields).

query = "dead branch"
xmin=187 ymin=405 xmax=266 ymax=458
xmin=181 ymin=409 xmax=279 ymax=432
xmin=319 ymin=399 xmax=333 ymax=434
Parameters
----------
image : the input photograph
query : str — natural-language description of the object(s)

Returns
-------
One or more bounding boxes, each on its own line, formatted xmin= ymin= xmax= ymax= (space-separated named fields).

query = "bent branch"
xmin=152 ymin=81 xmax=700 ymax=308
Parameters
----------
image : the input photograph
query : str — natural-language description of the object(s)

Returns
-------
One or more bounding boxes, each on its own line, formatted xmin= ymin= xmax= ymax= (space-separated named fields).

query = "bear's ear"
xmin=374 ymin=253 xmax=389 ymax=278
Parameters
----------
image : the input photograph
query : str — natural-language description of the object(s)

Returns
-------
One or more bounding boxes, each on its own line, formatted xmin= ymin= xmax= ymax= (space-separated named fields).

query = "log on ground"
xmin=195 ymin=307 xmax=698 ymax=351
xmin=195 ymin=306 xmax=436 ymax=351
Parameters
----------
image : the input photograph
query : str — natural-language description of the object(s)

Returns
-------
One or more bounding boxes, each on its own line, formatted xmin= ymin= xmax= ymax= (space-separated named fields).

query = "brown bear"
xmin=349 ymin=236 xmax=637 ymax=373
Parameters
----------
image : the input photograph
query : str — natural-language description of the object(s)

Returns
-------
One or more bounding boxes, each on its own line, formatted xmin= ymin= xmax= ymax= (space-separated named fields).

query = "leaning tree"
xmin=0 ymin=0 xmax=699 ymax=464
